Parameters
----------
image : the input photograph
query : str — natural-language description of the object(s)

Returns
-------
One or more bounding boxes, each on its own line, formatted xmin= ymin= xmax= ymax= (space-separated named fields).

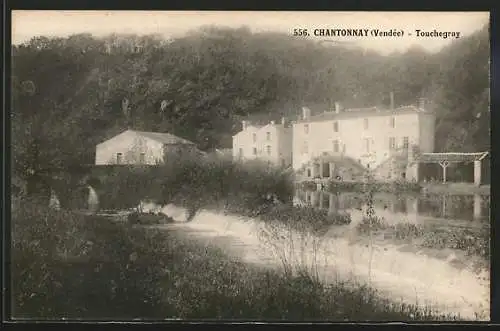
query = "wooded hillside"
xmin=12 ymin=25 xmax=489 ymax=176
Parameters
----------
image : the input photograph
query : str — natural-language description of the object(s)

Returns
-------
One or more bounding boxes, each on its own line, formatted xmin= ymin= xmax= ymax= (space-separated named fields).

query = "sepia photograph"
xmin=10 ymin=10 xmax=490 ymax=321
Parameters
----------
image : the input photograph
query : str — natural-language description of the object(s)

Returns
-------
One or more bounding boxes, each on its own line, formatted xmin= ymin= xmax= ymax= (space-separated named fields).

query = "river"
xmin=138 ymin=190 xmax=490 ymax=321
xmin=52 ymin=185 xmax=491 ymax=320
xmin=293 ymin=189 xmax=490 ymax=229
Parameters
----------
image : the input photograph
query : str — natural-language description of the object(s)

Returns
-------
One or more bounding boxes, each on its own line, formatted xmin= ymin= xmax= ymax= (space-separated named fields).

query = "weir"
xmin=149 ymin=203 xmax=489 ymax=320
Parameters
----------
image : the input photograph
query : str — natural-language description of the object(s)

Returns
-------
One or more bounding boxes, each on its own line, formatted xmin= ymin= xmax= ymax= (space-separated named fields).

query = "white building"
xmin=232 ymin=118 xmax=293 ymax=168
xmin=292 ymin=100 xmax=436 ymax=181
xmin=95 ymin=129 xmax=201 ymax=165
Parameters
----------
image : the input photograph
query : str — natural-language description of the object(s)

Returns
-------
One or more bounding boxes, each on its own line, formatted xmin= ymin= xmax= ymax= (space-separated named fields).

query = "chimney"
xmin=390 ymin=91 xmax=395 ymax=110
xmin=242 ymin=120 xmax=247 ymax=130
xmin=281 ymin=117 xmax=286 ymax=125
xmin=419 ymin=98 xmax=426 ymax=110
xmin=334 ymin=102 xmax=341 ymax=114
xmin=302 ymin=107 xmax=311 ymax=120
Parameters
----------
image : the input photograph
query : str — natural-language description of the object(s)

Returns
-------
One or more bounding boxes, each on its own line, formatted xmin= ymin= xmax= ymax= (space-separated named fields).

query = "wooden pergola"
xmin=416 ymin=152 xmax=489 ymax=185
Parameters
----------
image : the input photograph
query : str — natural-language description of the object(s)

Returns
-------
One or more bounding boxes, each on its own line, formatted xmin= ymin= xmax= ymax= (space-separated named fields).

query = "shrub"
xmin=126 ymin=212 xmax=173 ymax=225
xmin=356 ymin=216 xmax=386 ymax=234
xmin=96 ymin=157 xmax=295 ymax=216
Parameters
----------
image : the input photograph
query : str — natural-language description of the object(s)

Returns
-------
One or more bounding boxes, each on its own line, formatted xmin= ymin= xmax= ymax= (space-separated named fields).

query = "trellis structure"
xmin=416 ymin=152 xmax=489 ymax=185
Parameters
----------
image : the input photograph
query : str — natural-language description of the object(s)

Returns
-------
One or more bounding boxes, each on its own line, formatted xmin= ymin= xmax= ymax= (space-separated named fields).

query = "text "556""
xmin=293 ymin=29 xmax=309 ymax=37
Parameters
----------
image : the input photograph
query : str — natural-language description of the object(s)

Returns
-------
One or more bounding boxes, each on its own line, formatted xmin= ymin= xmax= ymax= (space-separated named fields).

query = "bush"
xmin=353 ymin=214 xmax=489 ymax=259
xmin=96 ymin=157 xmax=294 ymax=212
xmin=126 ymin=212 xmax=173 ymax=225
xmin=356 ymin=216 xmax=386 ymax=234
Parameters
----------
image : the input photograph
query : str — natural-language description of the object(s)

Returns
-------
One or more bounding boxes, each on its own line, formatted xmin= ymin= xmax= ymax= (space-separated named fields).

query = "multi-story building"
xmin=232 ymin=118 xmax=293 ymax=168
xmin=292 ymin=100 xmax=436 ymax=181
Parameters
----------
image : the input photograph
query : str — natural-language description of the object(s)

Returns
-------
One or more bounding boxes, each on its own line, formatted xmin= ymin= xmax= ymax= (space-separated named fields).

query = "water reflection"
xmin=295 ymin=189 xmax=490 ymax=227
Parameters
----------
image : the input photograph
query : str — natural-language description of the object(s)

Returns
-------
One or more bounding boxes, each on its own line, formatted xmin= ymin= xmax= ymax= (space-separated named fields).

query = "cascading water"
xmin=149 ymin=202 xmax=489 ymax=321
xmin=87 ymin=185 xmax=99 ymax=213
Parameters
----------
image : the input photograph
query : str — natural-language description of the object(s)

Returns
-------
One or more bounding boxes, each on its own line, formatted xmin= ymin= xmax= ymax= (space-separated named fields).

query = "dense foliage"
xmin=12 ymin=197 xmax=458 ymax=320
xmin=93 ymin=155 xmax=295 ymax=212
xmin=12 ymin=25 xmax=489 ymax=182
xmin=356 ymin=217 xmax=490 ymax=260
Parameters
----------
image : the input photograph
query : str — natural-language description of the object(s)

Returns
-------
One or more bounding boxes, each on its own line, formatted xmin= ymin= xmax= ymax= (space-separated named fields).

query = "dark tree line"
xmin=12 ymin=25 xmax=489 ymax=180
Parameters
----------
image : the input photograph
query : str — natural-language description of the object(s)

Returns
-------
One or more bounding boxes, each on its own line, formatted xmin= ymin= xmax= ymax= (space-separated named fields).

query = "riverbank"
xmin=298 ymin=179 xmax=490 ymax=196
xmin=154 ymin=204 xmax=489 ymax=320
xmin=422 ymin=182 xmax=490 ymax=196
xmin=12 ymin=198 xmax=457 ymax=320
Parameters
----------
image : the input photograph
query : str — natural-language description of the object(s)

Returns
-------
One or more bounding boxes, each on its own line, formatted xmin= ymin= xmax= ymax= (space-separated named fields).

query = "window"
xmin=390 ymin=117 xmax=395 ymax=128
xmin=116 ymin=153 xmax=123 ymax=164
xmin=403 ymin=137 xmax=409 ymax=149
xmin=266 ymin=145 xmax=271 ymax=155
xmin=252 ymin=147 xmax=257 ymax=156
xmin=333 ymin=140 xmax=340 ymax=153
xmin=252 ymin=133 xmax=257 ymax=143
xmin=307 ymin=169 xmax=311 ymax=177
xmin=363 ymin=118 xmax=369 ymax=130
xmin=333 ymin=121 xmax=339 ymax=132
xmin=139 ymin=153 xmax=145 ymax=164
xmin=266 ymin=132 xmax=271 ymax=141
xmin=281 ymin=158 xmax=286 ymax=167
xmin=389 ymin=137 xmax=396 ymax=150
xmin=364 ymin=138 xmax=370 ymax=153
xmin=304 ymin=124 xmax=309 ymax=134
xmin=302 ymin=141 xmax=309 ymax=154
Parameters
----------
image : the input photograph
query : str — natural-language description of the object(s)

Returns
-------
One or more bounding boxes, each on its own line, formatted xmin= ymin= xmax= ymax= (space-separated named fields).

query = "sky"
xmin=12 ymin=11 xmax=489 ymax=54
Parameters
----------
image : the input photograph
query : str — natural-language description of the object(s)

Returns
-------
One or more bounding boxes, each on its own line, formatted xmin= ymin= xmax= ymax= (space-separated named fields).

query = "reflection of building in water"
xmin=473 ymin=194 xmax=481 ymax=219
xmin=295 ymin=190 xmax=488 ymax=223
xmin=295 ymin=190 xmax=421 ymax=224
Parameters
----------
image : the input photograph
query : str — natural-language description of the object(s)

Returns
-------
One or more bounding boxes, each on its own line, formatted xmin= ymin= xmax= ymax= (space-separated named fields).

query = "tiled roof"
xmin=297 ymin=105 xmax=430 ymax=123
xmin=417 ymin=152 xmax=489 ymax=163
xmin=133 ymin=130 xmax=195 ymax=145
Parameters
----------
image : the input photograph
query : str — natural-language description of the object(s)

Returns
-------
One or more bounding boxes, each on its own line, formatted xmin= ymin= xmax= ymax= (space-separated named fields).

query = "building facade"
xmin=232 ymin=118 xmax=293 ymax=168
xmin=95 ymin=129 xmax=200 ymax=165
xmin=292 ymin=102 xmax=436 ymax=181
